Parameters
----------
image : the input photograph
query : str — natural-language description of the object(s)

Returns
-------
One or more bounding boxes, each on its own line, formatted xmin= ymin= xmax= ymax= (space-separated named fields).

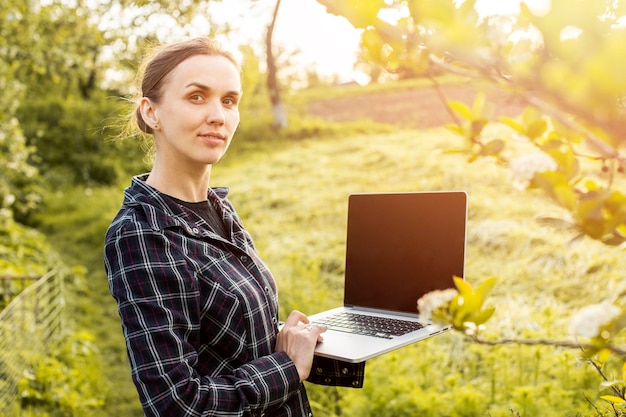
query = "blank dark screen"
xmin=343 ymin=191 xmax=467 ymax=313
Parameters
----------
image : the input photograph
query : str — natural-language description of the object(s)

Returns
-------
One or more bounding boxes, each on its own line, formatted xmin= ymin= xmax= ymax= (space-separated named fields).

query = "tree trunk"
xmin=266 ymin=0 xmax=288 ymax=129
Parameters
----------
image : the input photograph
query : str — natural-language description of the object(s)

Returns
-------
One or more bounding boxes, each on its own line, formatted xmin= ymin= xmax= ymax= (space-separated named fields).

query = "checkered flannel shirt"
xmin=104 ymin=175 xmax=363 ymax=417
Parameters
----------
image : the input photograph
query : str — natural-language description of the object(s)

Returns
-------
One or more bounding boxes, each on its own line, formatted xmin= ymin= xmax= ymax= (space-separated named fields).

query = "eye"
xmin=190 ymin=94 xmax=204 ymax=103
xmin=223 ymin=97 xmax=238 ymax=107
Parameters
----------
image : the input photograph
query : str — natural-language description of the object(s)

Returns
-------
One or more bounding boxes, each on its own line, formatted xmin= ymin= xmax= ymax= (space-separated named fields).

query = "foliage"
xmin=0 ymin=217 xmax=60 ymax=279
xmin=32 ymin=185 xmax=143 ymax=417
xmin=0 ymin=212 xmax=105 ymax=416
xmin=18 ymin=92 xmax=148 ymax=189
xmin=317 ymin=0 xmax=626 ymax=246
xmin=1 ymin=1 xmax=103 ymax=99
xmin=0 ymin=216 xmax=63 ymax=311
xmin=18 ymin=332 xmax=105 ymax=416
xmin=0 ymin=24 xmax=41 ymax=223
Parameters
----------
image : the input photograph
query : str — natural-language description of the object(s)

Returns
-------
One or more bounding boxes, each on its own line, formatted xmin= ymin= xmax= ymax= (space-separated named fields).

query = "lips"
xmin=199 ymin=132 xmax=225 ymax=140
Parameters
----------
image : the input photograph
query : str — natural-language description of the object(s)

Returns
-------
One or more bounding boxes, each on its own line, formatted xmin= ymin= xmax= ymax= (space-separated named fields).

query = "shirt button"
xmin=316 ymin=367 xmax=323 ymax=375
xmin=341 ymin=367 xmax=349 ymax=375
xmin=192 ymin=227 xmax=199 ymax=234
xmin=324 ymin=377 xmax=332 ymax=384
xmin=241 ymin=255 xmax=248 ymax=263
xmin=352 ymin=380 xmax=360 ymax=387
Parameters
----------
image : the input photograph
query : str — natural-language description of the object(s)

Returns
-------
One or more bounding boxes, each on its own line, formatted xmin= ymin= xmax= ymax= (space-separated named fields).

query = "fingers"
xmin=302 ymin=323 xmax=327 ymax=341
xmin=275 ymin=311 xmax=328 ymax=381
xmin=284 ymin=310 xmax=309 ymax=327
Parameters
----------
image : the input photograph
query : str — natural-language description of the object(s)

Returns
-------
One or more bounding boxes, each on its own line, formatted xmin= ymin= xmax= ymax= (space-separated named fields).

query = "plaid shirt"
xmin=104 ymin=175 xmax=312 ymax=417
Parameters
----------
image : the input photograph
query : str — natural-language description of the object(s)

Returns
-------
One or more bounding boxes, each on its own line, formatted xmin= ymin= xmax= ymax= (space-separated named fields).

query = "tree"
xmin=266 ymin=0 xmax=288 ymax=129
xmin=318 ymin=0 xmax=626 ymax=246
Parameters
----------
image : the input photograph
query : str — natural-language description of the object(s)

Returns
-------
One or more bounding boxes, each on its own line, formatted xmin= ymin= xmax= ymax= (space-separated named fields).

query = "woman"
xmin=104 ymin=37 xmax=363 ymax=417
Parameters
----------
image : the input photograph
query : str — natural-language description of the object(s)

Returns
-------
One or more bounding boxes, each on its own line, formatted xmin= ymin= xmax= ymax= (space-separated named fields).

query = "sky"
xmin=248 ymin=0 xmax=550 ymax=82
xmin=272 ymin=0 xmax=363 ymax=81
xmin=184 ymin=0 xmax=363 ymax=82
xmin=123 ymin=0 xmax=551 ymax=84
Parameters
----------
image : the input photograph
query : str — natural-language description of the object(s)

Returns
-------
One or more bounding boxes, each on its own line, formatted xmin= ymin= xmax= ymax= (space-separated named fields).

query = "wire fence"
xmin=0 ymin=270 xmax=66 ymax=416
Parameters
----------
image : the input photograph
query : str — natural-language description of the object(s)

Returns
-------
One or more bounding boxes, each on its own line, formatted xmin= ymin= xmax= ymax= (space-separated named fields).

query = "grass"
xmin=214 ymin=125 xmax=626 ymax=416
xmin=38 ymin=121 xmax=626 ymax=416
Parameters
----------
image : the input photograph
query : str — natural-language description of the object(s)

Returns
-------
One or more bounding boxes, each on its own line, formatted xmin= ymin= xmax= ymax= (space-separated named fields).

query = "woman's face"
xmin=143 ymin=54 xmax=242 ymax=171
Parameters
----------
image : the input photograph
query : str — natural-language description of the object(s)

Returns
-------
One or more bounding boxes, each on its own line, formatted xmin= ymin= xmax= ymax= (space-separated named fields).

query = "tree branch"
xmin=428 ymin=56 xmax=623 ymax=162
xmin=468 ymin=335 xmax=626 ymax=357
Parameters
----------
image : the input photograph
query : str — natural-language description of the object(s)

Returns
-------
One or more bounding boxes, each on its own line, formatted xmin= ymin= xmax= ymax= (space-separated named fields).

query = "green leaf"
xmin=445 ymin=123 xmax=464 ymax=135
xmin=466 ymin=306 xmax=496 ymax=326
xmin=600 ymin=395 xmax=626 ymax=405
xmin=534 ymin=171 xmax=577 ymax=211
xmin=447 ymin=100 xmax=473 ymax=120
xmin=460 ymin=292 xmax=482 ymax=313
xmin=454 ymin=276 xmax=473 ymax=296
xmin=475 ymin=277 xmax=497 ymax=303
xmin=449 ymin=294 xmax=461 ymax=316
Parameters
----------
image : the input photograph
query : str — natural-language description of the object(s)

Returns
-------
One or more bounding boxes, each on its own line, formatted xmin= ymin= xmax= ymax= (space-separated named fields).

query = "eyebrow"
xmin=185 ymin=81 xmax=241 ymax=97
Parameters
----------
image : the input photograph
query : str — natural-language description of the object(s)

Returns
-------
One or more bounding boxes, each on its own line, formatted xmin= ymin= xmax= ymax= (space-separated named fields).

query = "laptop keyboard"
xmin=312 ymin=312 xmax=425 ymax=339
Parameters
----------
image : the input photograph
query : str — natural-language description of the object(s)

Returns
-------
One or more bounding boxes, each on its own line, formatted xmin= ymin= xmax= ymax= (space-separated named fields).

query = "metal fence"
xmin=0 ymin=270 xmax=66 ymax=416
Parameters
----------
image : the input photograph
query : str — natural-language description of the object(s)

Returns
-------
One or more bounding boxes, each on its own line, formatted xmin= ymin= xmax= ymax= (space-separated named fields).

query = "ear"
xmin=139 ymin=97 xmax=160 ymax=130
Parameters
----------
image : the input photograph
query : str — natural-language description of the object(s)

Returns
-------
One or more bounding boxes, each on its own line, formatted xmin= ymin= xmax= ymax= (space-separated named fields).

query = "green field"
xmin=38 ymin=116 xmax=626 ymax=416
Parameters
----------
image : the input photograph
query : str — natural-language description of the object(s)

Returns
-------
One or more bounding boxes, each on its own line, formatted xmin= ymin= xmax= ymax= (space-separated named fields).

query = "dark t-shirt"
xmin=166 ymin=195 xmax=228 ymax=239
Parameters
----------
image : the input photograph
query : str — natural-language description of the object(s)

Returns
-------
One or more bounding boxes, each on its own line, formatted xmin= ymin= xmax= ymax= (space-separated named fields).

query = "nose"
xmin=206 ymin=99 xmax=225 ymax=125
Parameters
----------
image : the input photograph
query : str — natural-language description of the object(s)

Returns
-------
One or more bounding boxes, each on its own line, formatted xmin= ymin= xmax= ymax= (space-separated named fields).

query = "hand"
xmin=275 ymin=310 xmax=327 ymax=382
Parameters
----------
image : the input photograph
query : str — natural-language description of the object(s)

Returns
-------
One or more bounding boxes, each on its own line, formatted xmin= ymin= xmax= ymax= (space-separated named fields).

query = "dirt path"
xmin=307 ymin=84 xmax=526 ymax=129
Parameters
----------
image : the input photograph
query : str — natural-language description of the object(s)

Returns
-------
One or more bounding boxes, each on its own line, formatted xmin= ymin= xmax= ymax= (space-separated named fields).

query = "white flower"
xmin=568 ymin=302 xmax=622 ymax=338
xmin=509 ymin=152 xmax=557 ymax=190
xmin=417 ymin=288 xmax=458 ymax=321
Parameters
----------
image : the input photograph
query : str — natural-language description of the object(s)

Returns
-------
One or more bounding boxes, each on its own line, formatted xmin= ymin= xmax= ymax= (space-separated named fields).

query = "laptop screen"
xmin=343 ymin=191 xmax=467 ymax=314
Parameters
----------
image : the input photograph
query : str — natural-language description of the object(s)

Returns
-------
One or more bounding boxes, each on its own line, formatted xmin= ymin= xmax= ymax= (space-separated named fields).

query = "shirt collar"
xmin=123 ymin=173 xmax=230 ymax=231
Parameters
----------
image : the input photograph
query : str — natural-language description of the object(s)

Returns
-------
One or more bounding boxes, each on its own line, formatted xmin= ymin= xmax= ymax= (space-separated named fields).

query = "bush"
xmin=18 ymin=332 xmax=105 ymax=416
xmin=18 ymin=92 xmax=148 ymax=188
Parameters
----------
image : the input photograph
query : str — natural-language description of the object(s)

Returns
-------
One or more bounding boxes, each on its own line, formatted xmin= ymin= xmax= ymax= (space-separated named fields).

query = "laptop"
xmin=308 ymin=191 xmax=468 ymax=363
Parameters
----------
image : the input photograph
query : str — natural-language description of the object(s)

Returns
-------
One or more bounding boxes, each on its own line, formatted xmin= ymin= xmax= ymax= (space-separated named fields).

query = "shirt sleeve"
xmin=104 ymin=221 xmax=301 ymax=417
xmin=307 ymin=356 xmax=366 ymax=388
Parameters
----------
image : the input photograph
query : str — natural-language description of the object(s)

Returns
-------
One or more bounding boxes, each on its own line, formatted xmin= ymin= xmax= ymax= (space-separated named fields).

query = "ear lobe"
xmin=139 ymin=97 xmax=159 ymax=128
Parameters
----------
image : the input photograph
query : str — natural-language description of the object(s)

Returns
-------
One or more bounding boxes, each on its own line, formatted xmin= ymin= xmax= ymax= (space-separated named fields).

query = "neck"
xmin=147 ymin=161 xmax=212 ymax=202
